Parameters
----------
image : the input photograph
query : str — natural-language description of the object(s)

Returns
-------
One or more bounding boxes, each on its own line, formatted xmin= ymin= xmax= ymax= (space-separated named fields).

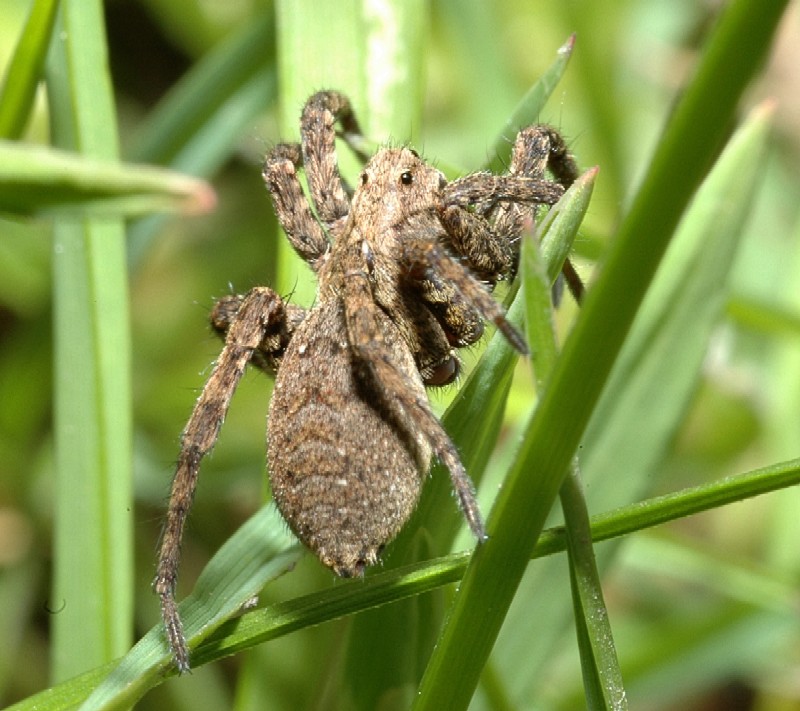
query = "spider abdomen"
xmin=267 ymin=300 xmax=431 ymax=576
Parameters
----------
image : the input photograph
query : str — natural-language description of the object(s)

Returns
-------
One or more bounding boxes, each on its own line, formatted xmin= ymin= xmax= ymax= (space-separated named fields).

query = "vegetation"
xmin=0 ymin=1 xmax=797 ymax=709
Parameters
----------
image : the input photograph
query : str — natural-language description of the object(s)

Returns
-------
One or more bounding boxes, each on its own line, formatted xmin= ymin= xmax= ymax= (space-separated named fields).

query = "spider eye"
xmin=400 ymin=171 xmax=413 ymax=185
xmin=360 ymin=171 xmax=368 ymax=185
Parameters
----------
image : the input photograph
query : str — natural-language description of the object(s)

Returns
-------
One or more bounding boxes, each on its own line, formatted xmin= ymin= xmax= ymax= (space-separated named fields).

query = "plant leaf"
xmin=0 ymin=140 xmax=215 ymax=217
xmin=46 ymin=0 xmax=134 ymax=683
xmin=77 ymin=504 xmax=302 ymax=711
xmin=413 ymin=1 xmax=789 ymax=707
xmin=0 ymin=0 xmax=60 ymax=139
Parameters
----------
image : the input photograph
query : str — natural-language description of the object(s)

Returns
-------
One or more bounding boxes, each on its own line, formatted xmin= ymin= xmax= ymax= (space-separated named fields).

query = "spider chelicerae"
xmin=155 ymin=90 xmax=580 ymax=671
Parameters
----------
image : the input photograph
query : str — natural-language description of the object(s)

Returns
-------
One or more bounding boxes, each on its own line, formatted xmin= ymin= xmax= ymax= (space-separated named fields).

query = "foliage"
xmin=0 ymin=1 xmax=797 ymax=709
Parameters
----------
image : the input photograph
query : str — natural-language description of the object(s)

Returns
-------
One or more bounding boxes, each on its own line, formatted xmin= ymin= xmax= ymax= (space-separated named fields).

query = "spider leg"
xmin=438 ymin=173 xmax=564 ymax=288
xmin=341 ymin=247 xmax=486 ymax=540
xmin=300 ymin=91 xmax=363 ymax=233
xmin=154 ymin=286 xmax=290 ymax=673
xmin=396 ymin=294 xmax=462 ymax=386
xmin=397 ymin=217 xmax=529 ymax=355
xmin=501 ymin=124 xmax=583 ymax=302
xmin=528 ymin=124 xmax=580 ymax=189
xmin=486 ymin=125 xmax=561 ymax=264
xmin=413 ymin=242 xmax=528 ymax=354
xmin=416 ymin=269 xmax=485 ymax=348
xmin=559 ymin=256 xmax=585 ymax=303
xmin=443 ymin=173 xmax=564 ymax=214
xmin=437 ymin=205 xmax=519 ymax=283
xmin=441 ymin=124 xmax=584 ymax=301
xmin=210 ymin=292 xmax=307 ymax=373
xmin=263 ymin=143 xmax=330 ymax=270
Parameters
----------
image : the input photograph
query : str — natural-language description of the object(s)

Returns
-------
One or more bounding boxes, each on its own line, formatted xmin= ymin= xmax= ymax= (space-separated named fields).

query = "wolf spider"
xmin=155 ymin=90 xmax=580 ymax=671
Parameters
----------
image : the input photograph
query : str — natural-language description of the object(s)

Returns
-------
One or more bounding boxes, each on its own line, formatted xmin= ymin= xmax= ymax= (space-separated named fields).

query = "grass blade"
xmin=522 ymin=173 xmax=626 ymax=709
xmin=474 ymin=78 xmax=777 ymax=711
xmin=486 ymin=34 xmax=575 ymax=173
xmin=128 ymin=12 xmax=275 ymax=166
xmin=413 ymin=1 xmax=789 ymax=708
xmin=0 ymin=0 xmax=59 ymax=139
xmin=77 ymin=504 xmax=302 ymax=711
xmin=564 ymin=464 xmax=628 ymax=711
xmin=8 ymin=454 xmax=799 ymax=710
xmin=125 ymin=11 xmax=276 ymax=264
xmin=272 ymin=0 xmax=368 ymax=306
xmin=45 ymin=0 xmax=133 ymax=682
xmin=0 ymin=140 xmax=215 ymax=216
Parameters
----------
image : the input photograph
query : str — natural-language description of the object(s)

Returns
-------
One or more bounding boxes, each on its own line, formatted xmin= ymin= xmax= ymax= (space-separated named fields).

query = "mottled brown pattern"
xmin=154 ymin=90 xmax=579 ymax=671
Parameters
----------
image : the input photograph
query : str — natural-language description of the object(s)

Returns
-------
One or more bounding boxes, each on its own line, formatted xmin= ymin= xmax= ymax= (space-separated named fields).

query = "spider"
xmin=154 ymin=90 xmax=580 ymax=671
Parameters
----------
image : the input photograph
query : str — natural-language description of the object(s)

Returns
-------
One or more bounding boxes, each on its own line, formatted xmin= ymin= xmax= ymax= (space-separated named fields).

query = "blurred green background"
xmin=0 ymin=0 xmax=799 ymax=709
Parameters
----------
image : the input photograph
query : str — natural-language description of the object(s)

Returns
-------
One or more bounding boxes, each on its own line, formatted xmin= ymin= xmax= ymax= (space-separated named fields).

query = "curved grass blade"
xmin=0 ymin=140 xmax=215 ymax=217
xmin=7 ymin=455 xmax=800 ymax=710
xmin=151 ymin=462 xmax=800 ymax=681
xmin=128 ymin=12 xmax=274 ymax=166
xmin=183 ymin=457 xmax=800 ymax=669
xmin=77 ymin=504 xmax=302 ymax=711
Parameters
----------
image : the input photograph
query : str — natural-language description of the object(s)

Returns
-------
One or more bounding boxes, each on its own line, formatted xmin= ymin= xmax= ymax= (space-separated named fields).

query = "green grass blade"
xmin=470 ymin=83 xmax=777 ymax=711
xmin=0 ymin=0 xmax=59 ymax=139
xmin=550 ymin=4 xmax=627 ymax=202
xmin=584 ymin=459 xmax=800 ymax=549
xmin=564 ymin=465 xmax=628 ymax=711
xmin=77 ymin=504 xmax=302 ymax=711
xmin=522 ymin=175 xmax=626 ymax=709
xmin=421 ymin=37 xmax=576 ymax=179
xmin=157 ymin=462 xmax=800 ymax=682
xmin=138 ymin=457 xmax=800 ymax=681
xmin=275 ymin=0 xmax=365 ymax=132
xmin=536 ymin=166 xmax=598 ymax=285
xmin=578 ymin=99 xmax=776 ymax=512
xmin=0 ymin=140 xmax=215 ymax=216
xmin=188 ymin=454 xmax=800 ymax=665
xmin=413 ymin=1 xmax=789 ymax=708
xmin=499 ymin=88 xmax=776 ymax=703
xmin=8 ymin=455 xmax=799 ymax=710
xmin=272 ymin=0 xmax=425 ymax=304
xmin=45 ymin=0 xmax=133 ymax=683
xmin=727 ymin=294 xmax=800 ymax=338
xmin=486 ymin=34 xmax=575 ymax=172
xmin=272 ymin=0 xmax=368 ymax=306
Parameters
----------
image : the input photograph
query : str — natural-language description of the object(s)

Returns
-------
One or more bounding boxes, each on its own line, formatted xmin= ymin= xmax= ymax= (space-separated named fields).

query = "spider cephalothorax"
xmin=155 ymin=90 xmax=579 ymax=671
